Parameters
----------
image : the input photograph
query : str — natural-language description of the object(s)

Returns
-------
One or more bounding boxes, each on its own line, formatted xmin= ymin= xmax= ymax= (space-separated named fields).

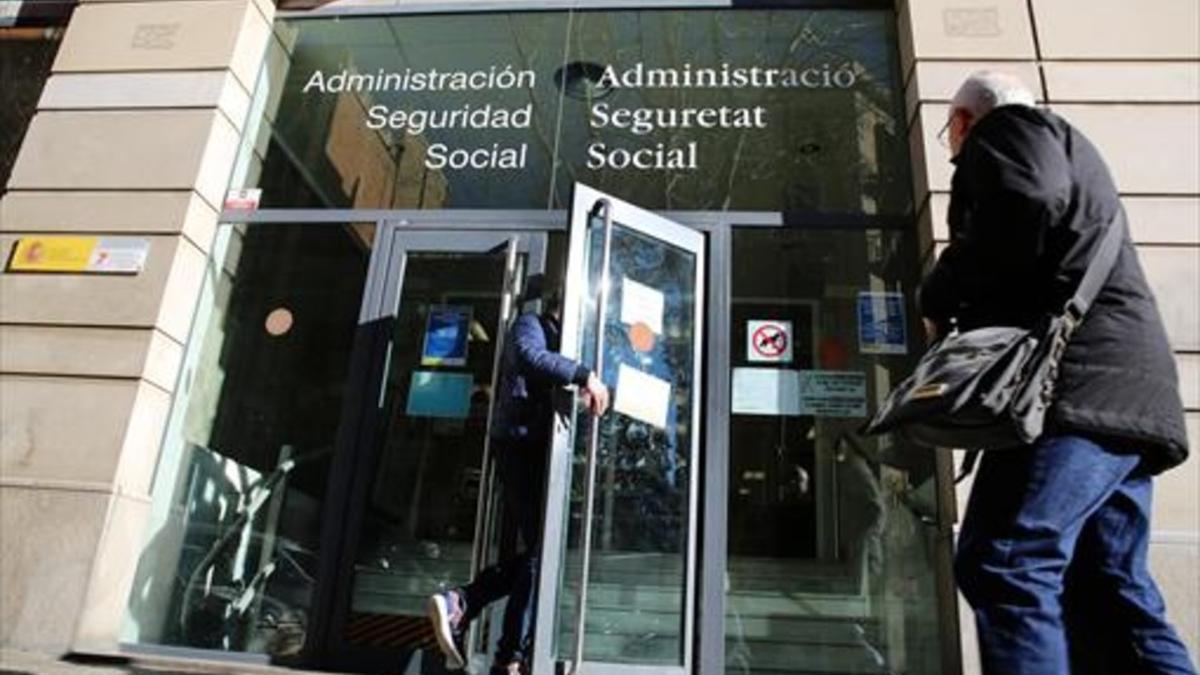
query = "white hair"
xmin=951 ymin=71 xmax=1036 ymax=118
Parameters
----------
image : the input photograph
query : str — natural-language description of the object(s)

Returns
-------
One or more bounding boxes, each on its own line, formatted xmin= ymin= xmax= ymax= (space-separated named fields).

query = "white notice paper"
xmin=731 ymin=369 xmax=867 ymax=417
xmin=797 ymin=370 xmax=867 ymax=417
xmin=88 ymin=238 xmax=150 ymax=273
xmin=619 ymin=277 xmax=664 ymax=334
xmin=731 ymin=368 xmax=802 ymax=416
xmin=613 ymin=363 xmax=671 ymax=429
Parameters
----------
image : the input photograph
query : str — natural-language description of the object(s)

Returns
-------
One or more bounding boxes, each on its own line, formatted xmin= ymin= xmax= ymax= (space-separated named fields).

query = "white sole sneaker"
xmin=426 ymin=594 xmax=466 ymax=670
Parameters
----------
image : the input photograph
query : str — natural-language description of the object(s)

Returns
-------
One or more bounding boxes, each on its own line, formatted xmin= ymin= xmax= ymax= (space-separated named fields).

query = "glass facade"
xmin=234 ymin=9 xmax=910 ymax=214
xmin=725 ymin=227 xmax=941 ymax=675
xmin=123 ymin=224 xmax=371 ymax=655
xmin=125 ymin=6 xmax=952 ymax=675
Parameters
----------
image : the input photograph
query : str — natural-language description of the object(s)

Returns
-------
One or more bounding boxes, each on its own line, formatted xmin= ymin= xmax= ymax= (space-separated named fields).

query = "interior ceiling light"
xmin=554 ymin=61 xmax=613 ymax=101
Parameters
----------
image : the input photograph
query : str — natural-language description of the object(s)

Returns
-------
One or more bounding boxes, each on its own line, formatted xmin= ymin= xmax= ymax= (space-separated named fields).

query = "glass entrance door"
xmin=323 ymin=227 xmax=546 ymax=673
xmin=534 ymin=185 xmax=706 ymax=675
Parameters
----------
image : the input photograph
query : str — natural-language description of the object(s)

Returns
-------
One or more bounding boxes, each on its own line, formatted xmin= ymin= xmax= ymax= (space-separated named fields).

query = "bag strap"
xmin=955 ymin=450 xmax=980 ymax=484
xmin=1061 ymin=208 xmax=1126 ymax=326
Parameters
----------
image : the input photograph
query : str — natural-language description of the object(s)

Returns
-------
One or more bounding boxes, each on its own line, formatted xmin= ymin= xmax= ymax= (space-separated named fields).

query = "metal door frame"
xmin=311 ymin=220 xmax=548 ymax=672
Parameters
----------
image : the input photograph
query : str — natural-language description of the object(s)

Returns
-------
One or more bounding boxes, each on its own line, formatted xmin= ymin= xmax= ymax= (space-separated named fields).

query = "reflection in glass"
xmin=246 ymin=13 xmax=569 ymax=210
xmin=725 ymin=228 xmax=944 ymax=675
xmin=122 ymin=224 xmax=371 ymax=656
xmin=344 ymin=250 xmax=510 ymax=667
xmin=555 ymin=10 xmax=910 ymax=214
xmin=555 ymin=219 xmax=697 ymax=665
xmin=235 ymin=9 xmax=908 ymax=214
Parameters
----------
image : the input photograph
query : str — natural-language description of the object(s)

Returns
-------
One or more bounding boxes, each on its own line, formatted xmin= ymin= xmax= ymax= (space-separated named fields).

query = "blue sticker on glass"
xmin=422 ymin=305 xmax=472 ymax=366
xmin=406 ymin=371 xmax=473 ymax=419
xmin=857 ymin=292 xmax=907 ymax=355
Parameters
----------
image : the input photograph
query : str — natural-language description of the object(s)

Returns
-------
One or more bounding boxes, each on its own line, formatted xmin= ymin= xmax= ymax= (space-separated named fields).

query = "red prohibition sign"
xmin=752 ymin=323 xmax=789 ymax=357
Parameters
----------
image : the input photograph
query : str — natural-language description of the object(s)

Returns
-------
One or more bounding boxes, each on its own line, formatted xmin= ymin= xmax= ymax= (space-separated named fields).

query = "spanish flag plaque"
xmin=8 ymin=236 xmax=149 ymax=274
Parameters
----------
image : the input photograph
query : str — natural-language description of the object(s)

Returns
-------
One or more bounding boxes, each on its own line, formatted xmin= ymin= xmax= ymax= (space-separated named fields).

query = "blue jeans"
xmin=459 ymin=440 xmax=546 ymax=666
xmin=956 ymin=435 xmax=1196 ymax=675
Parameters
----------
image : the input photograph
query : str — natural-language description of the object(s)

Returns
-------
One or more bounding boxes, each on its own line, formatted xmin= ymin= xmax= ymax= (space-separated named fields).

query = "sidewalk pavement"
xmin=0 ymin=649 xmax=353 ymax=675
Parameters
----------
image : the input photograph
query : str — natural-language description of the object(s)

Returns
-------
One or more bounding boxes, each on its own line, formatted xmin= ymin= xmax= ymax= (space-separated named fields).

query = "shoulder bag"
xmin=863 ymin=209 xmax=1126 ymax=454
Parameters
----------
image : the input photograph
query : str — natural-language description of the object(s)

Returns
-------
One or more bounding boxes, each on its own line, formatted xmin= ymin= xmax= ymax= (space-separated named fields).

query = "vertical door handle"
xmin=569 ymin=201 xmax=613 ymax=675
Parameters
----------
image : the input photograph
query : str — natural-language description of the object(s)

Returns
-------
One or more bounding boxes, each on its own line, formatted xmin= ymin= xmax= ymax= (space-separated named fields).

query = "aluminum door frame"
xmin=319 ymin=224 xmax=546 ymax=671
xmin=375 ymin=229 xmax=546 ymax=328
xmin=532 ymin=184 xmax=706 ymax=675
xmin=381 ymin=228 xmax=548 ymax=666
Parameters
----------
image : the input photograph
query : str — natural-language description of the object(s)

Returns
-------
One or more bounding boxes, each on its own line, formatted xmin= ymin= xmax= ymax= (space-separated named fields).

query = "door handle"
xmin=569 ymin=201 xmax=614 ymax=675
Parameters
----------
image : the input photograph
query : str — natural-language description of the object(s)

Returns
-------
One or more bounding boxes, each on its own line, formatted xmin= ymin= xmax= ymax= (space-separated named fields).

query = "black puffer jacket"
xmin=920 ymin=105 xmax=1188 ymax=473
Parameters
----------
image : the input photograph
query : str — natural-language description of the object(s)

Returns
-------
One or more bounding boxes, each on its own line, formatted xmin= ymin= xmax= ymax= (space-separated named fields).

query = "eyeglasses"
xmin=936 ymin=118 xmax=952 ymax=149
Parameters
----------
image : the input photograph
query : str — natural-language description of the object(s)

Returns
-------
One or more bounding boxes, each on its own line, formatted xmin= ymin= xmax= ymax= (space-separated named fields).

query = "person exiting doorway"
xmin=426 ymin=280 xmax=610 ymax=675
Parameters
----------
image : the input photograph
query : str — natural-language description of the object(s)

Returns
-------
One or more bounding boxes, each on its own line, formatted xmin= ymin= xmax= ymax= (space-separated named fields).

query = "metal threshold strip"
xmin=35 ymin=645 xmax=334 ymax=675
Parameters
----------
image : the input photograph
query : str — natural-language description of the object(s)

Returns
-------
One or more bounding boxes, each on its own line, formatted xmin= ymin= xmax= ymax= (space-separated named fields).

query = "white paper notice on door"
xmin=613 ymin=363 xmax=671 ymax=429
xmin=731 ymin=368 xmax=867 ymax=417
xmin=619 ymin=277 xmax=664 ymax=334
xmin=731 ymin=368 xmax=803 ymax=416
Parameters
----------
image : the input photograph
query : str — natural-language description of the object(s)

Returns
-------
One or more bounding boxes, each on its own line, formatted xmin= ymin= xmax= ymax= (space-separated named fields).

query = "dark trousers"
xmin=460 ymin=440 xmax=547 ymax=665
xmin=955 ymin=434 xmax=1196 ymax=675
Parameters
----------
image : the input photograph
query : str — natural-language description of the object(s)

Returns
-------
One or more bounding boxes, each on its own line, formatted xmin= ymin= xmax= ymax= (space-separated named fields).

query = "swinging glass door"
xmin=534 ymin=185 xmax=706 ymax=675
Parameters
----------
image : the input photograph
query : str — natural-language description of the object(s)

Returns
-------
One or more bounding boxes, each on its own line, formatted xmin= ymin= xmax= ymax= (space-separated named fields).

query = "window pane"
xmin=123 ymin=224 xmax=370 ymax=656
xmin=233 ymin=9 xmax=909 ymax=214
xmin=553 ymin=10 xmax=910 ymax=213
xmin=241 ymin=14 xmax=569 ymax=209
xmin=726 ymin=227 xmax=945 ymax=675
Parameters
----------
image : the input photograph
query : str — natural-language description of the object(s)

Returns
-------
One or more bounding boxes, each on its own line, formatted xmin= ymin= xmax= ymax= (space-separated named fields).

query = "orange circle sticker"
xmin=264 ymin=307 xmax=294 ymax=336
xmin=629 ymin=322 xmax=655 ymax=352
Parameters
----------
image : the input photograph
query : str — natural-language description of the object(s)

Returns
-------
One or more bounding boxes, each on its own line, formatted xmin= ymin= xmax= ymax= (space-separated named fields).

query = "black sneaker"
xmin=425 ymin=589 xmax=466 ymax=670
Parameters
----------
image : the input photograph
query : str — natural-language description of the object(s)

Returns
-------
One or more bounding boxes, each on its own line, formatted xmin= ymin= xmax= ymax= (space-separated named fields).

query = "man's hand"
xmin=580 ymin=372 xmax=610 ymax=416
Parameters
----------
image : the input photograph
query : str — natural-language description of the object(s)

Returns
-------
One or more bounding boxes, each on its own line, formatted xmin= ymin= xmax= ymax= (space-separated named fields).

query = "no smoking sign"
xmin=748 ymin=320 xmax=793 ymax=363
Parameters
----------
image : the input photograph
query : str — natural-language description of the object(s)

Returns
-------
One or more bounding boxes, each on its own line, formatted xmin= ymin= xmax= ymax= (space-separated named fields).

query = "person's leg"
xmin=428 ymin=443 xmax=524 ymax=669
xmin=431 ymin=551 xmax=528 ymax=671
xmin=458 ymin=554 xmax=521 ymax=624
xmin=429 ymin=542 xmax=524 ymax=670
xmin=493 ymin=443 xmax=548 ymax=669
xmin=954 ymin=435 xmax=1141 ymax=675
xmin=1063 ymin=558 xmax=1137 ymax=674
xmin=1068 ymin=471 xmax=1197 ymax=674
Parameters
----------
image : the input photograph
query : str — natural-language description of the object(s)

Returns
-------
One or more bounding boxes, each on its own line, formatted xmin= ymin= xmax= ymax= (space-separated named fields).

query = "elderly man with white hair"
xmin=921 ymin=72 xmax=1196 ymax=674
